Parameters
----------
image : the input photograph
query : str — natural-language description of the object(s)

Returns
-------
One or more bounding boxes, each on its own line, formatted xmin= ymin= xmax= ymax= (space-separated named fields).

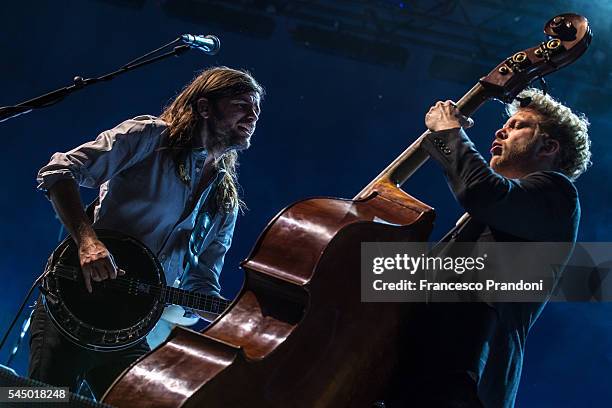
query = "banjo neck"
xmin=162 ymin=286 xmax=231 ymax=315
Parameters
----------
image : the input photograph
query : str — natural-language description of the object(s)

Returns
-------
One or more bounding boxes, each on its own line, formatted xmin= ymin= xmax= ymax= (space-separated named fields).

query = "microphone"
xmin=180 ymin=34 xmax=221 ymax=55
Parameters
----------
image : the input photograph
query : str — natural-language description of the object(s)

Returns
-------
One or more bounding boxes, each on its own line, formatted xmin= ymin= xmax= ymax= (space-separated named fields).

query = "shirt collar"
xmin=191 ymin=136 xmax=208 ymax=157
xmin=192 ymin=148 xmax=209 ymax=159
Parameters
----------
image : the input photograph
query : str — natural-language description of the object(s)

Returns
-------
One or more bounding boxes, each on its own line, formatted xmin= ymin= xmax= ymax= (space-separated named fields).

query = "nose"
xmin=495 ymin=126 xmax=508 ymax=140
xmin=246 ymin=104 xmax=259 ymax=122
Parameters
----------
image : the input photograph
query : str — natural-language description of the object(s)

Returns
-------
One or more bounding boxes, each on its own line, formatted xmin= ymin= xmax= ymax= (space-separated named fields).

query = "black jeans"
xmin=28 ymin=298 xmax=150 ymax=400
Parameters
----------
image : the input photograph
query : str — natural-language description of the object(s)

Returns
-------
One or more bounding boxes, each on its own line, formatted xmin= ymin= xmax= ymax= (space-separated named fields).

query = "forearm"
xmin=48 ymin=179 xmax=97 ymax=245
xmin=182 ymin=211 xmax=238 ymax=296
xmin=424 ymin=128 xmax=506 ymax=203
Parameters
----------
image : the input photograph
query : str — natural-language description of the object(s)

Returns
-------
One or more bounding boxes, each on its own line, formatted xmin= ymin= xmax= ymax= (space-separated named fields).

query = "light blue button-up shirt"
xmin=37 ymin=115 xmax=238 ymax=296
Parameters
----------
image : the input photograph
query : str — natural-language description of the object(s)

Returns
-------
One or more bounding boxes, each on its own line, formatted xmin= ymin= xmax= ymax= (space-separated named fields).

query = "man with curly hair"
xmin=384 ymin=89 xmax=591 ymax=407
xmin=29 ymin=67 xmax=263 ymax=399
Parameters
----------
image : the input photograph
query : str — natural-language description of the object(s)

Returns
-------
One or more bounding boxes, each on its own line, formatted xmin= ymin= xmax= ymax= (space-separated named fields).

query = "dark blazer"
xmin=418 ymin=127 xmax=580 ymax=408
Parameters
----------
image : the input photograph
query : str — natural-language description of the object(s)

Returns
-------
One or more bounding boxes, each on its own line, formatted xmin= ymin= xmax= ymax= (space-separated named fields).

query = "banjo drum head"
xmin=44 ymin=230 xmax=166 ymax=351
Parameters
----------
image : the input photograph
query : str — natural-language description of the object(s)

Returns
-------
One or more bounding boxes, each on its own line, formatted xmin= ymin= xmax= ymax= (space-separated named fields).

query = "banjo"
xmin=41 ymin=229 xmax=231 ymax=351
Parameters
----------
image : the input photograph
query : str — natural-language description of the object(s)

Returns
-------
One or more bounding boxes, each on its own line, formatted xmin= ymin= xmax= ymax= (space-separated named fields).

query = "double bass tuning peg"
xmin=547 ymin=15 xmax=577 ymax=41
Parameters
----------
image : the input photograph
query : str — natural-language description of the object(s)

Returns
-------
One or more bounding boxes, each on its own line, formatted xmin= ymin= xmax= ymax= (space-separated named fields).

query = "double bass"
xmin=103 ymin=13 xmax=591 ymax=407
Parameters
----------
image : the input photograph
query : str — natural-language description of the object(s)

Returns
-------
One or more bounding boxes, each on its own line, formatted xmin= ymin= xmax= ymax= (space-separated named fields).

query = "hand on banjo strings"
xmin=78 ymin=237 xmax=126 ymax=293
xmin=425 ymin=100 xmax=474 ymax=132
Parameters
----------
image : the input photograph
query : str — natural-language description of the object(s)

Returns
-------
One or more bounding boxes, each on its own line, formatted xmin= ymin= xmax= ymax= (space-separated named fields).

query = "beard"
xmin=205 ymin=112 xmax=251 ymax=154
xmin=490 ymin=137 xmax=538 ymax=177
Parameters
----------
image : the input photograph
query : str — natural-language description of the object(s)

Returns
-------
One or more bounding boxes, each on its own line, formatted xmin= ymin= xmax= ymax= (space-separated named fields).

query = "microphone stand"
xmin=0 ymin=37 xmax=191 ymax=123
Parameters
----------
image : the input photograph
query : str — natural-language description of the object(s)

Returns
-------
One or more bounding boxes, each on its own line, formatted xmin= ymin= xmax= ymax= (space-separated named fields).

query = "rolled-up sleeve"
xmin=181 ymin=208 xmax=238 ymax=297
xmin=37 ymin=116 xmax=162 ymax=192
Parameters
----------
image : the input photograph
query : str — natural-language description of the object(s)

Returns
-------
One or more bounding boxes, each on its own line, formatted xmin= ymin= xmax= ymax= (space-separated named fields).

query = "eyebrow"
xmin=234 ymin=95 xmax=260 ymax=104
xmin=505 ymin=116 xmax=536 ymax=126
xmin=233 ymin=96 xmax=261 ymax=114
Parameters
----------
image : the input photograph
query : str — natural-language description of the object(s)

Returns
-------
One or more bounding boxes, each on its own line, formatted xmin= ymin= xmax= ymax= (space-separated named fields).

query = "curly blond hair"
xmin=506 ymin=88 xmax=591 ymax=180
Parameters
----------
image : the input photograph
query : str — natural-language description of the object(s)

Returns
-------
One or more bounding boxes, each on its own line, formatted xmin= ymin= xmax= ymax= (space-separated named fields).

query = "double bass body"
xmin=104 ymin=184 xmax=434 ymax=407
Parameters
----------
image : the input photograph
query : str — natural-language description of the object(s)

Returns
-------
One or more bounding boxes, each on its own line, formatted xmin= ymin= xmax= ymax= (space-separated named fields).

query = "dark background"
xmin=1 ymin=1 xmax=611 ymax=406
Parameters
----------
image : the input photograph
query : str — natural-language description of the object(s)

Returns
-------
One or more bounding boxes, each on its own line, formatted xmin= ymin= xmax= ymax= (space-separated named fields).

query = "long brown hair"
xmin=160 ymin=67 xmax=264 ymax=212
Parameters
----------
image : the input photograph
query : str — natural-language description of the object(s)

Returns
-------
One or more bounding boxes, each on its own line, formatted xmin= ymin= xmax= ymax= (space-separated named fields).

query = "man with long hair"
xmin=385 ymin=89 xmax=591 ymax=407
xmin=29 ymin=66 xmax=264 ymax=399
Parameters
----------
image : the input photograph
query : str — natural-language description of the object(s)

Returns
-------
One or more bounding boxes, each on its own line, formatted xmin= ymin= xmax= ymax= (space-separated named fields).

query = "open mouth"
xmin=490 ymin=143 xmax=502 ymax=156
